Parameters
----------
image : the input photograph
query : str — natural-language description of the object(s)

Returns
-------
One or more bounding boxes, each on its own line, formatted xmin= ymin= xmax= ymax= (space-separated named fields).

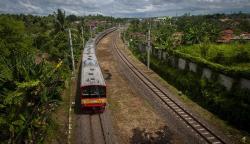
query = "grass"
xmin=108 ymin=93 xmax=120 ymax=111
xmin=176 ymin=42 xmax=250 ymax=68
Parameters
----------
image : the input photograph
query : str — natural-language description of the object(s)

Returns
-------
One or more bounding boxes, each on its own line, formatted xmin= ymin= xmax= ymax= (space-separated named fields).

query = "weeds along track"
xmin=112 ymin=33 xmax=226 ymax=144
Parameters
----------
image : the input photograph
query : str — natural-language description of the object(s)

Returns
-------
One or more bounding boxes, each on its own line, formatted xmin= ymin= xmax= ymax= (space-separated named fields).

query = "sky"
xmin=0 ymin=0 xmax=250 ymax=17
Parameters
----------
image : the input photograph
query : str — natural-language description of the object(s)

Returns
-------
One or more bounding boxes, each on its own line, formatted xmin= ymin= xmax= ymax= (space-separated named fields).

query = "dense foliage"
xmin=175 ymin=15 xmax=220 ymax=44
xmin=0 ymin=10 xmax=120 ymax=143
xmin=149 ymin=55 xmax=250 ymax=132
xmin=0 ymin=15 xmax=66 ymax=143
xmin=124 ymin=13 xmax=250 ymax=132
xmin=176 ymin=42 xmax=250 ymax=68
xmin=124 ymin=13 xmax=250 ymax=70
xmin=130 ymin=44 xmax=250 ymax=132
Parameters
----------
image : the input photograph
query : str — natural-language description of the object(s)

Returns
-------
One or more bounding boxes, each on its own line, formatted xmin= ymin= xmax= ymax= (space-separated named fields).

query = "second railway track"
xmin=112 ymin=31 xmax=227 ymax=144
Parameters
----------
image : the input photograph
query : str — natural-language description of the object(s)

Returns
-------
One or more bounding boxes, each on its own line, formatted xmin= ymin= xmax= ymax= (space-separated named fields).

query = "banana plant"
xmin=0 ymin=54 xmax=64 ymax=143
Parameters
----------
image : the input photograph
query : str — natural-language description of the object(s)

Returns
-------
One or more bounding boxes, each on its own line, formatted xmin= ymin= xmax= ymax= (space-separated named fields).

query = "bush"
xmin=199 ymin=43 xmax=210 ymax=58
xmin=233 ymin=48 xmax=250 ymax=63
xmin=211 ymin=51 xmax=224 ymax=63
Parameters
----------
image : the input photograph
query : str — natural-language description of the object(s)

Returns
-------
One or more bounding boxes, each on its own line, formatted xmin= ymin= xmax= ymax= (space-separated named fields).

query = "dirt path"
xmin=96 ymin=32 xmax=183 ymax=144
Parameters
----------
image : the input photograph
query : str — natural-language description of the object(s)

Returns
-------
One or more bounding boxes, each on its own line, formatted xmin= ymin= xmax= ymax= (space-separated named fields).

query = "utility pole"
xmin=68 ymin=29 xmax=75 ymax=74
xmin=122 ymin=26 xmax=126 ymax=49
xmin=90 ymin=25 xmax=92 ymax=38
xmin=147 ymin=20 xmax=151 ymax=70
xmin=119 ymin=23 xmax=121 ymax=38
xmin=81 ymin=26 xmax=85 ymax=48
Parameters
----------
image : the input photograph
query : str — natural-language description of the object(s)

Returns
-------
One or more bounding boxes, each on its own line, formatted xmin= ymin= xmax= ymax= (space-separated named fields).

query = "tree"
xmin=0 ymin=15 xmax=65 ymax=143
xmin=66 ymin=14 xmax=78 ymax=22
xmin=0 ymin=15 xmax=69 ymax=143
xmin=0 ymin=54 xmax=64 ymax=143
xmin=0 ymin=16 xmax=32 ymax=57
xmin=54 ymin=9 xmax=66 ymax=33
xmin=176 ymin=16 xmax=220 ymax=44
xmin=199 ymin=35 xmax=210 ymax=58
xmin=153 ymin=19 xmax=176 ymax=51
xmin=239 ymin=19 xmax=250 ymax=32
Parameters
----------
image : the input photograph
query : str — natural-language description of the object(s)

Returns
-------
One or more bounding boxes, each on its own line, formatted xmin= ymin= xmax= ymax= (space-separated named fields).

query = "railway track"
xmin=76 ymin=113 xmax=112 ymax=144
xmin=112 ymin=32 xmax=227 ymax=144
xmin=75 ymin=28 xmax=117 ymax=144
xmin=89 ymin=114 xmax=106 ymax=144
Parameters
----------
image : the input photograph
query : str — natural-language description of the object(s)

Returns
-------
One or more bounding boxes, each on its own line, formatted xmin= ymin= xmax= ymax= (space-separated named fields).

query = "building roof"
xmin=217 ymin=29 xmax=234 ymax=43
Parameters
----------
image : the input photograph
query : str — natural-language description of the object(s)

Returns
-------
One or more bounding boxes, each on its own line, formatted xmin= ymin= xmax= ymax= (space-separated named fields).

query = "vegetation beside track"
xmin=0 ymin=10 xmax=123 ymax=143
xmin=123 ymin=13 xmax=250 ymax=135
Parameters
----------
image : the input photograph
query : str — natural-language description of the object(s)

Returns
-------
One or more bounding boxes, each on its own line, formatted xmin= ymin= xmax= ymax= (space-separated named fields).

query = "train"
xmin=80 ymin=28 xmax=116 ymax=112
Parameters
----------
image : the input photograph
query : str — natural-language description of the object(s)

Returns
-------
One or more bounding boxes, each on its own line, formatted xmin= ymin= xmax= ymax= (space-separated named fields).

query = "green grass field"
xmin=176 ymin=42 xmax=250 ymax=69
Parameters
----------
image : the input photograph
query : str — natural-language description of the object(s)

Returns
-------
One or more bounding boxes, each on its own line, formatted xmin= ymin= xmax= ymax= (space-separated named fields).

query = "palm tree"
xmin=54 ymin=9 xmax=66 ymax=33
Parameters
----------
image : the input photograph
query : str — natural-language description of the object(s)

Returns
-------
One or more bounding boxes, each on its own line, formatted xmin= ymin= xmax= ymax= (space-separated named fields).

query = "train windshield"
xmin=82 ymin=86 xmax=106 ymax=98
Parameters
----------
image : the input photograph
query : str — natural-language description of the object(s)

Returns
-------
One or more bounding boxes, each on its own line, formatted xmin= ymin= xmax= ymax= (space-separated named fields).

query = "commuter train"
xmin=80 ymin=28 xmax=116 ymax=112
xmin=80 ymin=38 xmax=106 ymax=112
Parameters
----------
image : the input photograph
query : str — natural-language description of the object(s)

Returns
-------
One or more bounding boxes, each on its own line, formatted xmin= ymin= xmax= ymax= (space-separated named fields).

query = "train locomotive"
xmin=80 ymin=38 xmax=106 ymax=112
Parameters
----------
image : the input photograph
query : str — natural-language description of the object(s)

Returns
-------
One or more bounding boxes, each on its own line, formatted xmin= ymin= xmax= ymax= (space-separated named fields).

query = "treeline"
xmin=125 ymin=13 xmax=250 ymax=67
xmin=0 ymin=9 xmax=119 ymax=143
xmin=125 ymin=12 xmax=250 ymax=47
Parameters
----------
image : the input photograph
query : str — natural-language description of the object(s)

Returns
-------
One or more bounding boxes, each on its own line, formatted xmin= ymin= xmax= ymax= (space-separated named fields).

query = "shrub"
xmin=211 ymin=51 xmax=224 ymax=63
xmin=233 ymin=48 xmax=250 ymax=63
xmin=199 ymin=43 xmax=210 ymax=58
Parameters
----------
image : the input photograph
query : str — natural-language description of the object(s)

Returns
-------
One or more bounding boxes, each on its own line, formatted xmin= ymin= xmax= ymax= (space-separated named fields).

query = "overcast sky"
xmin=0 ymin=0 xmax=250 ymax=17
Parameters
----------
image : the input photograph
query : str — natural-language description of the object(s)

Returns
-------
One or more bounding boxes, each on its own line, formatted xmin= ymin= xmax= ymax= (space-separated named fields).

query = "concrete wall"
xmin=151 ymin=48 xmax=250 ymax=91
xmin=178 ymin=58 xmax=186 ymax=70
xmin=189 ymin=62 xmax=197 ymax=73
xmin=153 ymin=48 xmax=158 ymax=56
xmin=162 ymin=52 xmax=167 ymax=60
xmin=202 ymin=68 xmax=212 ymax=80
xmin=240 ymin=78 xmax=250 ymax=89
xmin=169 ymin=56 xmax=176 ymax=67
xmin=219 ymin=74 xmax=234 ymax=91
xmin=158 ymin=50 xmax=162 ymax=60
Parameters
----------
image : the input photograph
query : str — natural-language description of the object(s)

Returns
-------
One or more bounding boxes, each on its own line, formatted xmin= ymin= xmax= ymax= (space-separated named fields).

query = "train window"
xmin=82 ymin=86 xmax=106 ymax=98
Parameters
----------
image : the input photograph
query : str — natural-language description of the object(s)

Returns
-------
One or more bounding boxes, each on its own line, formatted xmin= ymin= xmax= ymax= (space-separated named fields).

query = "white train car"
xmin=80 ymin=38 xmax=106 ymax=112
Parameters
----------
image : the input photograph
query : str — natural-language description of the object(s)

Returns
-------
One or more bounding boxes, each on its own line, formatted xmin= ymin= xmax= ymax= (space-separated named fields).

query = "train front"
xmin=80 ymin=84 xmax=107 ymax=112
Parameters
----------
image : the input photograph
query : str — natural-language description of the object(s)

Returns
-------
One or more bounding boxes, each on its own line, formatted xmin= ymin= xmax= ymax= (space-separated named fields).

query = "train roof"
xmin=83 ymin=40 xmax=95 ymax=54
xmin=81 ymin=38 xmax=105 ymax=87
